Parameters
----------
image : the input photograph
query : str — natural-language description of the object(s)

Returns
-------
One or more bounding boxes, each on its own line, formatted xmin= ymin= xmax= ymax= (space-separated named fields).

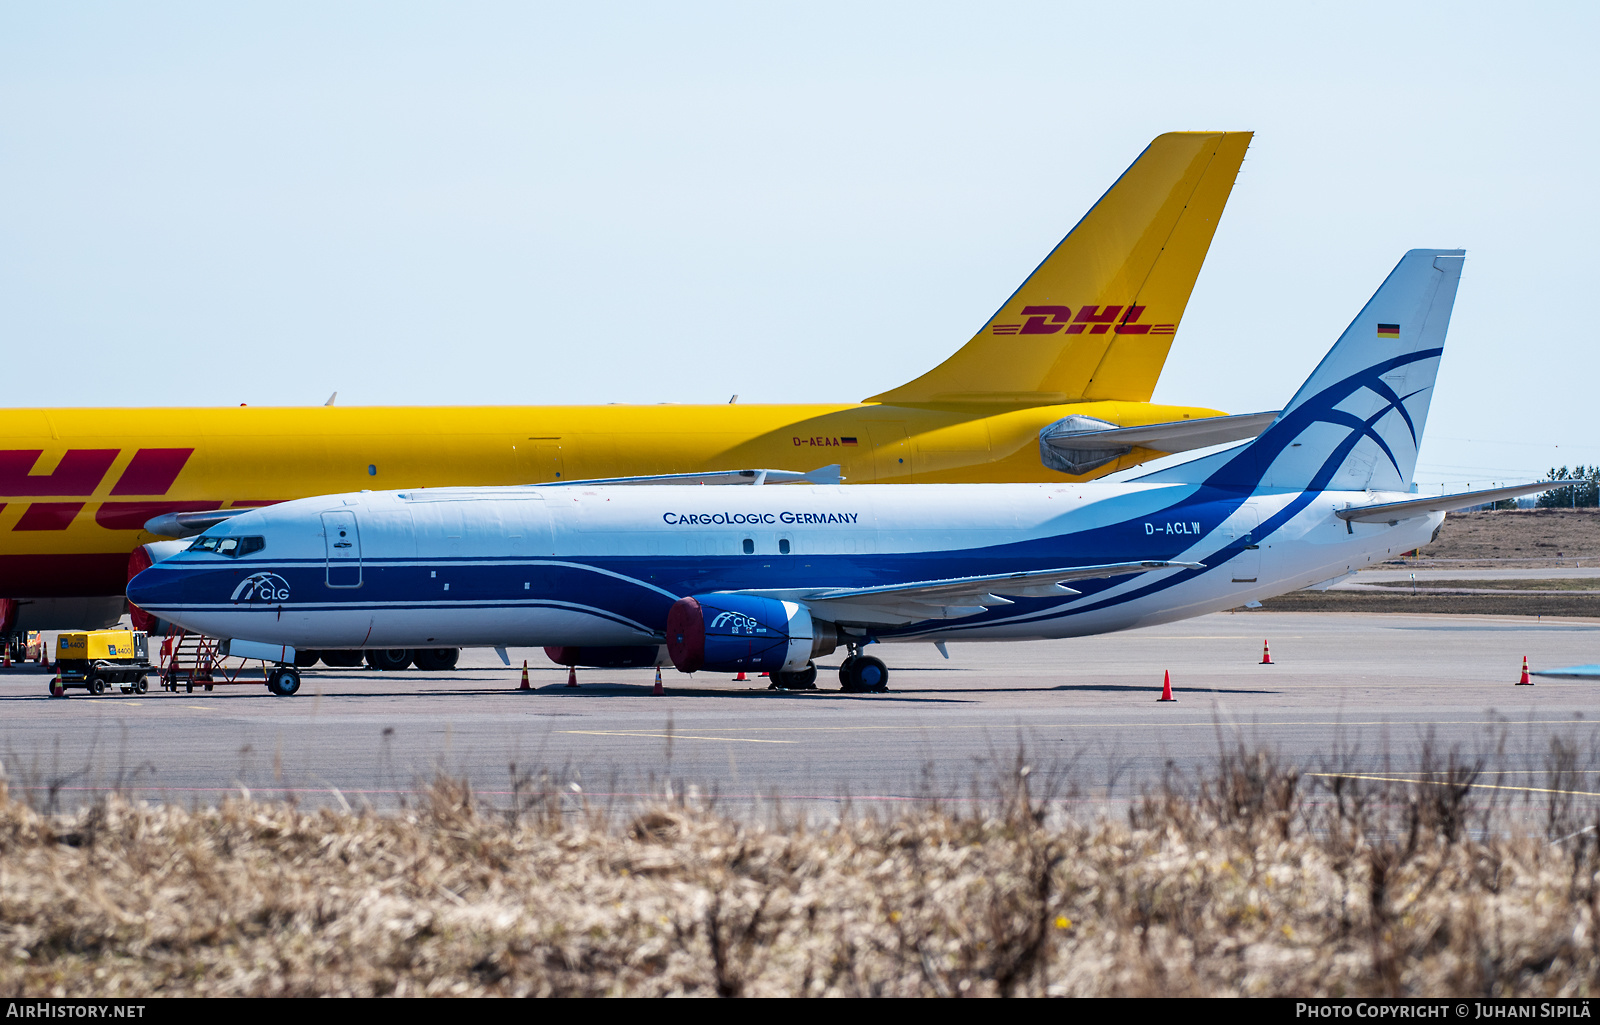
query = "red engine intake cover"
xmin=665 ymin=596 xmax=705 ymax=673
xmin=126 ymin=546 xmax=156 ymax=633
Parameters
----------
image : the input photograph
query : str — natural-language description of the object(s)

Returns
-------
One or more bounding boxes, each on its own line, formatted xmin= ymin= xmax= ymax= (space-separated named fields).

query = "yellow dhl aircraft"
xmin=1 ymin=131 xmax=1263 ymax=630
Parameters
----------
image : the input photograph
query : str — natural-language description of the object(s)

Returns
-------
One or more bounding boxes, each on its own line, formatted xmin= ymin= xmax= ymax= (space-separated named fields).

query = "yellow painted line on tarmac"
xmin=184 ymin=705 xmax=215 ymax=711
xmin=561 ymin=729 xmax=796 ymax=745
xmin=1310 ymin=771 xmax=1600 ymax=800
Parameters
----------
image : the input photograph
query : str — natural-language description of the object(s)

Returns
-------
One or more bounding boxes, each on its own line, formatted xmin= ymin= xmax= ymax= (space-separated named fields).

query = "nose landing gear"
xmin=265 ymin=666 xmax=302 ymax=697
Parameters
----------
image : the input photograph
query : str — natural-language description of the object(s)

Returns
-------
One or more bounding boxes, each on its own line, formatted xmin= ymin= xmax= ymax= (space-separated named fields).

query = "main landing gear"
xmin=769 ymin=662 xmax=819 ymax=690
xmin=838 ymin=648 xmax=889 ymax=693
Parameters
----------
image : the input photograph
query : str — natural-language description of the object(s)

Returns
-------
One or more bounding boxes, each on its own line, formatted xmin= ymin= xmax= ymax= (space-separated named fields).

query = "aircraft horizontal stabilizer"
xmin=728 ymin=560 xmax=1203 ymax=626
xmin=540 ymin=464 xmax=842 ymax=487
xmin=1040 ymin=410 xmax=1278 ymax=474
xmin=1335 ymin=481 xmax=1584 ymax=524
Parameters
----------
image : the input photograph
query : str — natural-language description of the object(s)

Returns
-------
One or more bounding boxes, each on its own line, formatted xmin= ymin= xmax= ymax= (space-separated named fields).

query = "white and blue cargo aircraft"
xmin=127 ymin=250 xmax=1562 ymax=696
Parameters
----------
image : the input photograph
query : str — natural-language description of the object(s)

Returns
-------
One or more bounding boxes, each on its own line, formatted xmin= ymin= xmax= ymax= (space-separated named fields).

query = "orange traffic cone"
xmin=735 ymin=671 xmax=746 ymax=681
xmin=519 ymin=660 xmax=530 ymax=690
xmin=5 ymin=647 xmax=12 ymax=669
xmin=1517 ymin=656 xmax=1533 ymax=686
xmin=653 ymin=667 xmax=664 ymax=696
xmin=1157 ymin=670 xmax=1176 ymax=702
xmin=566 ymin=666 xmax=578 ymax=688
xmin=1259 ymin=640 xmax=1273 ymax=665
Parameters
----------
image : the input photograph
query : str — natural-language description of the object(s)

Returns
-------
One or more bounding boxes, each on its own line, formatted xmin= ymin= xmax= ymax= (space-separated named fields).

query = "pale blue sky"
xmin=3 ymin=2 xmax=1595 ymax=487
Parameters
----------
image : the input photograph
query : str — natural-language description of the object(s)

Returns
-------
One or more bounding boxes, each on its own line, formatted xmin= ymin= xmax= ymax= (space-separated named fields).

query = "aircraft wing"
xmin=726 ymin=560 xmax=1203 ymax=626
xmin=1335 ymin=481 xmax=1583 ymax=524
xmin=1042 ymin=410 xmax=1279 ymax=456
xmin=539 ymin=464 xmax=842 ymax=487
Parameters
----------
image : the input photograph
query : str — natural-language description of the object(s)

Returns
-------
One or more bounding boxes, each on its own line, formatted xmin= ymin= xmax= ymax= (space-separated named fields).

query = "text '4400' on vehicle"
xmin=128 ymin=250 xmax=1567 ymax=696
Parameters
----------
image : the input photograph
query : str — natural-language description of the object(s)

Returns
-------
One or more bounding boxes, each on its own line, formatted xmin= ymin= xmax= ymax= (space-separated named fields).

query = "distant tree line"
xmin=1537 ymin=465 xmax=1600 ymax=508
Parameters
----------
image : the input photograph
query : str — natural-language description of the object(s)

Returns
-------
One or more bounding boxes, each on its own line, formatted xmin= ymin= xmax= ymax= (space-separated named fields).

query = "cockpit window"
xmin=186 ymin=535 xmax=265 ymax=558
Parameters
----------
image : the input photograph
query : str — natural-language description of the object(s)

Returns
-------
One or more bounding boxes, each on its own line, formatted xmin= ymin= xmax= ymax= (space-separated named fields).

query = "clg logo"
xmin=990 ymin=305 xmax=1175 ymax=337
xmin=709 ymin=611 xmax=767 ymax=635
xmin=231 ymin=572 xmax=291 ymax=603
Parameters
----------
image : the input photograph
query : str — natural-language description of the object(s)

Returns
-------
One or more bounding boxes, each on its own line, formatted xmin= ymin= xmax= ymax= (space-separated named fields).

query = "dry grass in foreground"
xmin=4 ymin=746 xmax=1600 ymax=997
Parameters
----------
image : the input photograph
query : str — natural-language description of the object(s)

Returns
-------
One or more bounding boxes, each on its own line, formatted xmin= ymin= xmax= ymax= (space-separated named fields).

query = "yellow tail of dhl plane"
xmin=0 ymin=131 xmax=1253 ymax=621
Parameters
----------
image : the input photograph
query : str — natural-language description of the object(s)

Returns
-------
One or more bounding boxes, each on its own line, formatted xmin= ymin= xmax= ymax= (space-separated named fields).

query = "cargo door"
xmin=322 ymin=510 xmax=363 ymax=588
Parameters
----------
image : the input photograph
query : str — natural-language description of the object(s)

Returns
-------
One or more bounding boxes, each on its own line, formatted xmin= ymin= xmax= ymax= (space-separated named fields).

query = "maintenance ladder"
xmin=158 ymin=630 xmax=262 ymax=692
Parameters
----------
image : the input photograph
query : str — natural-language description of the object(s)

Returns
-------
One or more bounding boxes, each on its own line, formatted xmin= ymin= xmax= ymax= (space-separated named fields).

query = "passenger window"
xmin=779 ymin=539 xmax=791 ymax=555
xmin=742 ymin=538 xmax=755 ymax=554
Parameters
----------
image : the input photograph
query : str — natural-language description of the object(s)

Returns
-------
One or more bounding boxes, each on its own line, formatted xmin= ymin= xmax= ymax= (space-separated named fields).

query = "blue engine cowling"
xmin=544 ymin=645 xmax=667 ymax=669
xmin=666 ymin=594 xmax=828 ymax=674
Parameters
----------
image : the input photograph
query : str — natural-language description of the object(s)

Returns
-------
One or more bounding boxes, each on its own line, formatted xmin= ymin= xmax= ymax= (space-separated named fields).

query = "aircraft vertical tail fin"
xmin=866 ymin=131 xmax=1251 ymax=407
xmin=1140 ymin=249 xmax=1465 ymax=492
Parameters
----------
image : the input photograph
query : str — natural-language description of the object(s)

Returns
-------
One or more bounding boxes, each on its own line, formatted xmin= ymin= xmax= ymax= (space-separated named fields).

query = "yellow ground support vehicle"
xmin=51 ymin=629 xmax=151 ymax=697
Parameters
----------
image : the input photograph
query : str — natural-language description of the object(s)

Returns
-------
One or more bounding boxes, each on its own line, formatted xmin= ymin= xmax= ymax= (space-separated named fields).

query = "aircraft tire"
xmin=267 ymin=668 xmax=302 ymax=696
xmin=294 ymin=649 xmax=323 ymax=668
xmin=413 ymin=648 xmax=460 ymax=671
xmin=366 ymin=649 xmax=413 ymax=671
xmin=771 ymin=663 xmax=818 ymax=690
xmin=839 ymin=656 xmax=888 ymax=693
xmin=321 ymin=650 xmax=365 ymax=669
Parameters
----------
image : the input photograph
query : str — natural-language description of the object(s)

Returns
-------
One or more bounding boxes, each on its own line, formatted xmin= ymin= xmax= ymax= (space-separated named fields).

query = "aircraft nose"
xmin=126 ymin=565 xmax=170 ymax=609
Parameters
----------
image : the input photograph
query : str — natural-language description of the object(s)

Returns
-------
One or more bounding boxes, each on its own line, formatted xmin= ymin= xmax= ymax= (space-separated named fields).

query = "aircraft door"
xmin=518 ymin=438 xmax=565 ymax=483
xmin=322 ymin=510 xmax=363 ymax=588
xmin=1227 ymin=508 xmax=1260 ymax=583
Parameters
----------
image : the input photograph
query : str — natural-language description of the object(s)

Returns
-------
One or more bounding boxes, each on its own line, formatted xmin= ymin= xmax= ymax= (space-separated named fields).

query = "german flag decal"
xmin=1376 ymin=323 xmax=1400 ymax=339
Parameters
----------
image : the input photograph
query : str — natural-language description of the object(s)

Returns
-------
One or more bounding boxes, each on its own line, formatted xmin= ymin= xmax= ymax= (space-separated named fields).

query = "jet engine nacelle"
xmin=543 ymin=645 xmax=668 ymax=669
xmin=665 ymin=594 xmax=838 ymax=674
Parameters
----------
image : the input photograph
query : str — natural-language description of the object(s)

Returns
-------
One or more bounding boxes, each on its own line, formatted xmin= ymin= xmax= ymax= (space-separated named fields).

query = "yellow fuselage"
xmin=0 ymin=399 xmax=1219 ymax=597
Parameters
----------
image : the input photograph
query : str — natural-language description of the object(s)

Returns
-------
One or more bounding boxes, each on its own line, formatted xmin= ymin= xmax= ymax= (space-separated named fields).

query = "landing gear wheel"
xmin=770 ymin=662 xmax=819 ymax=690
xmin=267 ymin=668 xmax=302 ymax=697
xmin=321 ymin=650 xmax=365 ymax=668
xmin=412 ymin=648 xmax=460 ymax=671
xmin=293 ymin=649 xmax=323 ymax=668
xmin=839 ymin=655 xmax=889 ymax=693
xmin=366 ymin=649 xmax=413 ymax=672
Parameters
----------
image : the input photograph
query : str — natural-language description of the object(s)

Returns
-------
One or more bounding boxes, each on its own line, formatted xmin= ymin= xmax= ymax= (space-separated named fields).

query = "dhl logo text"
xmin=0 ymin=448 xmax=192 ymax=497
xmin=0 ymin=448 xmax=271 ymax=534
xmin=990 ymin=305 xmax=1175 ymax=337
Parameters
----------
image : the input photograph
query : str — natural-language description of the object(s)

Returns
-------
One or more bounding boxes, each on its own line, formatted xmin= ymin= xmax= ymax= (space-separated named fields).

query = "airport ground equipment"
xmin=156 ymin=631 xmax=299 ymax=694
xmin=158 ymin=631 xmax=221 ymax=692
xmin=51 ymin=629 xmax=150 ymax=696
